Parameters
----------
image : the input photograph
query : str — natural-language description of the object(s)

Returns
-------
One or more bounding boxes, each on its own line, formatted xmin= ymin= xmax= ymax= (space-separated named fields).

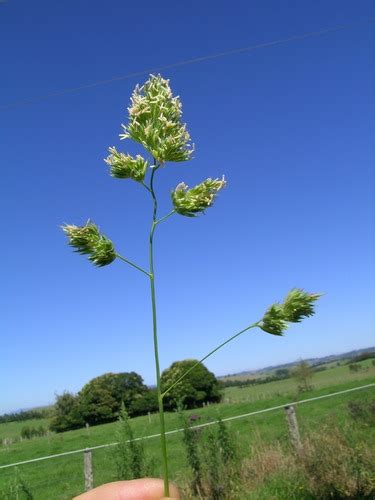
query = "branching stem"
xmin=116 ymin=254 xmax=150 ymax=277
xmin=156 ymin=209 xmax=176 ymax=226
xmin=161 ymin=321 xmax=261 ymax=399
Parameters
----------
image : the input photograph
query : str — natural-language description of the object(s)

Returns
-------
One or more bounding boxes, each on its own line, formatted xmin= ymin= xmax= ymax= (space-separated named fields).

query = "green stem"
xmin=161 ymin=322 xmax=260 ymax=399
xmin=116 ymin=254 xmax=150 ymax=277
xmin=155 ymin=209 xmax=176 ymax=226
xmin=148 ymin=166 xmax=170 ymax=498
xmin=141 ymin=181 xmax=152 ymax=193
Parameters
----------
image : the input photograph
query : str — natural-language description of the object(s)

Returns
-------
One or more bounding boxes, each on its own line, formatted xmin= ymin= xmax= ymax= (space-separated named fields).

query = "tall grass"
xmin=181 ymin=400 xmax=375 ymax=499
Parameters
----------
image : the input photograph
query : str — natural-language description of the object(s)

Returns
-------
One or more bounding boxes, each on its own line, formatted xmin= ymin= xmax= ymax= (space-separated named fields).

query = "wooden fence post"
xmin=284 ymin=405 xmax=302 ymax=453
xmin=84 ymin=449 xmax=93 ymax=491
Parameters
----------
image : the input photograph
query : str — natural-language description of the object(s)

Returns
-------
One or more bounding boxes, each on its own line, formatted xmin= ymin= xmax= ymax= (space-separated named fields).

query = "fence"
xmin=0 ymin=382 xmax=373 ymax=496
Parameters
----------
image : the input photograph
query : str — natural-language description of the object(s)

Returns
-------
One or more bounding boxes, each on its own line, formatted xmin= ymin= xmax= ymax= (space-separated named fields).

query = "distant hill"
xmin=219 ymin=346 xmax=375 ymax=381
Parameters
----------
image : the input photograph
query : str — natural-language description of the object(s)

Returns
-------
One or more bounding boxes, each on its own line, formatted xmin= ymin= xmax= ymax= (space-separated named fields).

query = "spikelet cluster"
xmin=120 ymin=74 xmax=194 ymax=163
xmin=62 ymin=222 xmax=116 ymax=267
xmin=104 ymin=147 xmax=148 ymax=182
xmin=260 ymin=289 xmax=321 ymax=335
xmin=171 ymin=176 xmax=226 ymax=217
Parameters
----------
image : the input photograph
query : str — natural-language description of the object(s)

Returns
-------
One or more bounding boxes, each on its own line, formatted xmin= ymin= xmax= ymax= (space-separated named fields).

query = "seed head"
xmin=120 ymin=74 xmax=194 ymax=164
xmin=62 ymin=221 xmax=116 ymax=267
xmin=259 ymin=288 xmax=321 ymax=336
xmin=260 ymin=304 xmax=288 ymax=336
xmin=104 ymin=147 xmax=148 ymax=182
xmin=171 ymin=176 xmax=226 ymax=217
xmin=282 ymin=288 xmax=322 ymax=323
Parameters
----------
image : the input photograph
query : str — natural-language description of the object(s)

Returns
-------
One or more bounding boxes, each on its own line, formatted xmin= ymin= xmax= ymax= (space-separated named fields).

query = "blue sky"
xmin=1 ymin=1 xmax=374 ymax=414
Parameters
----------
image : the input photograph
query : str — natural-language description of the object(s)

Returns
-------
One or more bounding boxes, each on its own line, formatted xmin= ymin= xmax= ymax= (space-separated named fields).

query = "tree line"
xmin=219 ymin=368 xmax=291 ymax=388
xmin=50 ymin=360 xmax=221 ymax=432
xmin=0 ymin=408 xmax=49 ymax=424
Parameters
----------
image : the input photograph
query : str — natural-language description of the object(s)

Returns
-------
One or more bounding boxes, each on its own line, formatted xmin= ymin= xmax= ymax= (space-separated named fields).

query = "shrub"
xmin=239 ymin=422 xmax=374 ymax=499
xmin=49 ymin=392 xmax=84 ymax=432
xmin=301 ymin=424 xmax=375 ymax=498
xmin=349 ymin=363 xmax=361 ymax=373
xmin=292 ymin=361 xmax=314 ymax=393
xmin=348 ymin=400 xmax=375 ymax=426
xmin=0 ymin=469 xmax=33 ymax=499
xmin=180 ymin=412 xmax=203 ymax=496
xmin=111 ymin=405 xmax=154 ymax=480
xmin=180 ymin=416 xmax=240 ymax=499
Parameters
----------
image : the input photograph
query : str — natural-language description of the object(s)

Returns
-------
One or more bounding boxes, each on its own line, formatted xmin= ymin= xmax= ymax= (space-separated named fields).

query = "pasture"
xmin=0 ymin=360 xmax=374 ymax=499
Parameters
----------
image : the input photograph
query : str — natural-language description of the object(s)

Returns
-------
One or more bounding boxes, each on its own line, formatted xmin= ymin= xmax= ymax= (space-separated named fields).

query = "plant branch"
xmin=155 ymin=209 xmax=176 ymax=226
xmin=141 ymin=181 xmax=152 ymax=193
xmin=161 ymin=321 xmax=261 ymax=399
xmin=116 ymin=254 xmax=151 ymax=277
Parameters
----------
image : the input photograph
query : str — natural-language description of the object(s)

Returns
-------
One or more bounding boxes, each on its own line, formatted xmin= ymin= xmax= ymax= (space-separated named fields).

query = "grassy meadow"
xmin=0 ymin=360 xmax=374 ymax=499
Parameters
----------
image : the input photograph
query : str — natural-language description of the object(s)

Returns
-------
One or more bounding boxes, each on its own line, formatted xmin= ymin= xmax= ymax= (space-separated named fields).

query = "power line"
xmin=1 ymin=16 xmax=374 ymax=112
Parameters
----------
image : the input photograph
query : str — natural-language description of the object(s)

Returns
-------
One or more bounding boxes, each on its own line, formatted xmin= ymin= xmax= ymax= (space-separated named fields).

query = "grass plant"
xmin=60 ymin=74 xmax=321 ymax=496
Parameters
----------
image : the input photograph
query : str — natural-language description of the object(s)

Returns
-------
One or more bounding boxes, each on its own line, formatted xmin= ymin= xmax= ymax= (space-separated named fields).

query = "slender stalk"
xmin=148 ymin=166 xmax=170 ymax=497
xmin=155 ymin=209 xmax=176 ymax=226
xmin=161 ymin=322 xmax=260 ymax=399
xmin=116 ymin=253 xmax=150 ymax=277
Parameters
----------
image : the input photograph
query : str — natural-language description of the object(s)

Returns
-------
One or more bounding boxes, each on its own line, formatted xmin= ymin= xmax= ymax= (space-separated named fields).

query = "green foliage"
xmin=62 ymin=221 xmax=116 ymax=267
xmin=171 ymin=177 xmax=226 ymax=217
xmin=301 ymin=423 xmax=375 ymax=498
xmin=78 ymin=372 xmax=148 ymax=425
xmin=112 ymin=405 xmax=153 ymax=480
xmin=349 ymin=363 xmax=361 ymax=373
xmin=49 ymin=392 xmax=84 ymax=433
xmin=180 ymin=411 xmax=203 ymax=495
xmin=0 ymin=469 xmax=33 ymax=499
xmin=0 ymin=372 xmax=373 ymax=499
xmin=347 ymin=399 xmax=375 ymax=426
xmin=181 ymin=417 xmax=240 ymax=499
xmin=351 ymin=351 xmax=375 ymax=363
xmin=275 ymin=368 xmax=290 ymax=378
xmin=20 ymin=425 xmax=46 ymax=440
xmin=161 ymin=360 xmax=221 ymax=409
xmin=0 ymin=408 xmax=50 ymax=424
xmin=49 ymin=372 xmax=159 ymax=432
xmin=292 ymin=361 xmax=314 ymax=393
xmin=129 ymin=389 xmax=158 ymax=416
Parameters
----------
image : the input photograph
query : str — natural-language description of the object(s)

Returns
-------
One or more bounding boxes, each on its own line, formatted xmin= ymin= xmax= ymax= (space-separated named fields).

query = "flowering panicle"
xmin=120 ymin=75 xmax=194 ymax=164
xmin=260 ymin=304 xmax=288 ymax=336
xmin=62 ymin=222 xmax=116 ymax=267
xmin=104 ymin=147 xmax=148 ymax=182
xmin=171 ymin=176 xmax=226 ymax=217
xmin=260 ymin=288 xmax=321 ymax=336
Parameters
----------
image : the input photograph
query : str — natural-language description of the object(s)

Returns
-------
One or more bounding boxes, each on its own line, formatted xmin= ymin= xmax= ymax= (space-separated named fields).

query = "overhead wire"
xmin=1 ymin=16 xmax=374 ymax=112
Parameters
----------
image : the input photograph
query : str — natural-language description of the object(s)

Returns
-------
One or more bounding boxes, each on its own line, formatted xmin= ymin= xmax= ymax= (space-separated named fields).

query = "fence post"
xmin=84 ymin=449 xmax=93 ymax=491
xmin=284 ymin=405 xmax=302 ymax=453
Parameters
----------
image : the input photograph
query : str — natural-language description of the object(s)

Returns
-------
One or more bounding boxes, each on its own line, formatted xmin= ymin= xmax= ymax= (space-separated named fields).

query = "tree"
xmin=129 ymin=389 xmax=158 ymax=416
xmin=292 ymin=361 xmax=313 ymax=392
xmin=49 ymin=392 xmax=84 ymax=432
xmin=275 ymin=368 xmax=290 ymax=378
xmin=161 ymin=360 xmax=221 ymax=410
xmin=78 ymin=372 xmax=148 ymax=425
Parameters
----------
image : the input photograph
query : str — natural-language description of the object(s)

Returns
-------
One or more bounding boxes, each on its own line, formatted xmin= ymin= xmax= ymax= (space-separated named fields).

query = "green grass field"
xmin=0 ymin=360 xmax=374 ymax=499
